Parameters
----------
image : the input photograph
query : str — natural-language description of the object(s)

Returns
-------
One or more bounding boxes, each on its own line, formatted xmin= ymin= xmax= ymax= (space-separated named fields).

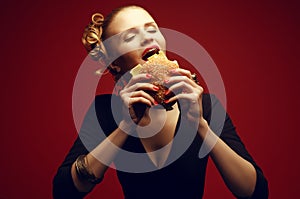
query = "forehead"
xmin=108 ymin=8 xmax=156 ymax=36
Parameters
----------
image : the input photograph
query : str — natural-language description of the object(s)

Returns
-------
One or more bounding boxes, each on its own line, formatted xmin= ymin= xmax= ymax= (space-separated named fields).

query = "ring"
xmin=191 ymin=73 xmax=199 ymax=84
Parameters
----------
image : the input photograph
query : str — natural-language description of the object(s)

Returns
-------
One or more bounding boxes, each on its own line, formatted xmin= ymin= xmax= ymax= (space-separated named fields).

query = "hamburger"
xmin=130 ymin=49 xmax=179 ymax=110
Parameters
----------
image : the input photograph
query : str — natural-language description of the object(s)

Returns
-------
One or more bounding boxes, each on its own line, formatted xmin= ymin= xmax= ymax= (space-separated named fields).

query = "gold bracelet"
xmin=74 ymin=155 xmax=102 ymax=184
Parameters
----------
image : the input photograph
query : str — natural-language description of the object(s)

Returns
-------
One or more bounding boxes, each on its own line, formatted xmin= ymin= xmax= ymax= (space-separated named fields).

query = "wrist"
xmin=197 ymin=118 xmax=209 ymax=138
xmin=119 ymin=120 xmax=135 ymax=134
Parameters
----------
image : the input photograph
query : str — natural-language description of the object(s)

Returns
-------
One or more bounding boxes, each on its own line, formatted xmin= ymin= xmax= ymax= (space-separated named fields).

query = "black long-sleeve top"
xmin=53 ymin=94 xmax=268 ymax=199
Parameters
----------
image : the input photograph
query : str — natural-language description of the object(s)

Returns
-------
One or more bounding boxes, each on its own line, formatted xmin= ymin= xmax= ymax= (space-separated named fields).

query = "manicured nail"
xmin=146 ymin=74 xmax=152 ymax=78
xmin=153 ymin=101 xmax=158 ymax=105
xmin=164 ymin=79 xmax=169 ymax=83
xmin=165 ymin=89 xmax=170 ymax=95
xmin=153 ymin=85 xmax=159 ymax=91
xmin=164 ymin=99 xmax=170 ymax=104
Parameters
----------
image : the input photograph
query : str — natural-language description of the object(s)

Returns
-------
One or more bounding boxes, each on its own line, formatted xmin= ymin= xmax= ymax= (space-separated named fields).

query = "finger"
xmin=122 ymin=82 xmax=159 ymax=93
xmin=129 ymin=97 xmax=153 ymax=107
xmin=169 ymin=68 xmax=192 ymax=78
xmin=168 ymin=69 xmax=200 ymax=87
xmin=122 ymin=92 xmax=154 ymax=107
xmin=165 ymin=92 xmax=198 ymax=105
xmin=166 ymin=85 xmax=204 ymax=103
xmin=166 ymin=81 xmax=194 ymax=96
xmin=165 ymin=75 xmax=198 ymax=89
xmin=126 ymin=73 xmax=152 ymax=87
xmin=129 ymin=90 xmax=156 ymax=105
xmin=166 ymin=76 xmax=199 ymax=95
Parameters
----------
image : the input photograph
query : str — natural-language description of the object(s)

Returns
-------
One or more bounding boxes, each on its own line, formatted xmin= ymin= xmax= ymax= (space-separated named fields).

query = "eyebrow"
xmin=144 ymin=22 xmax=157 ymax=27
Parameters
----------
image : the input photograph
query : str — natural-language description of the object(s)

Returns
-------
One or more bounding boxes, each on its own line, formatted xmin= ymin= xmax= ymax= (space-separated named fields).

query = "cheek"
xmin=106 ymin=37 xmax=135 ymax=59
xmin=156 ymin=34 xmax=166 ymax=50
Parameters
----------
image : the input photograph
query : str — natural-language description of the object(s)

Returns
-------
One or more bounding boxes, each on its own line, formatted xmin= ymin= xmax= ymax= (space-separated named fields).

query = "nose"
xmin=140 ymin=30 xmax=154 ymax=46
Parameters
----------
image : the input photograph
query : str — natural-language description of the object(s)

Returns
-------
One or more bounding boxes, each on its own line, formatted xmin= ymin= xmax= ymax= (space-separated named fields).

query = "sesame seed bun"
xmin=130 ymin=51 xmax=179 ymax=110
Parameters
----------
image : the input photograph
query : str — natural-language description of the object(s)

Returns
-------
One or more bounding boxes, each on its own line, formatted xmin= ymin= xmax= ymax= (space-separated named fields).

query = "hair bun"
xmin=91 ymin=13 xmax=104 ymax=26
xmin=82 ymin=13 xmax=107 ymax=64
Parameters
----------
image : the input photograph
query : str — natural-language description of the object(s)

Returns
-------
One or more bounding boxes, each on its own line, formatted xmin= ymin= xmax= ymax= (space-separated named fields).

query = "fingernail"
xmin=153 ymin=101 xmax=158 ymax=105
xmin=170 ymin=69 xmax=177 ymax=73
xmin=164 ymin=79 xmax=169 ymax=83
xmin=164 ymin=99 xmax=170 ymax=103
xmin=165 ymin=89 xmax=170 ymax=95
xmin=146 ymin=74 xmax=152 ymax=78
xmin=153 ymin=85 xmax=159 ymax=91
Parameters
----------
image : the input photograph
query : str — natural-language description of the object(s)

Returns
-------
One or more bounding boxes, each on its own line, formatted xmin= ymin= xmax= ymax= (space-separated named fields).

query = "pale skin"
xmin=71 ymin=7 xmax=256 ymax=198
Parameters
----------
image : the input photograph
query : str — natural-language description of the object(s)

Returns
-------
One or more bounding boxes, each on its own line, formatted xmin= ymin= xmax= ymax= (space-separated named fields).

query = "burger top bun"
xmin=130 ymin=51 xmax=179 ymax=83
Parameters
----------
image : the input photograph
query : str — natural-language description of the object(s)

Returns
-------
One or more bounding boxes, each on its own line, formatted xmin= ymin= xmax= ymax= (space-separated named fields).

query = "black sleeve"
xmin=203 ymin=94 xmax=269 ymax=199
xmin=52 ymin=137 xmax=90 ymax=199
xmin=52 ymin=94 xmax=119 ymax=199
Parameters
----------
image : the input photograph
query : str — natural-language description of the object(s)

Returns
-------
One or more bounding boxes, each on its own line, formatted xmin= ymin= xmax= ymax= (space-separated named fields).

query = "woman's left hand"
xmin=164 ymin=68 xmax=208 ymax=131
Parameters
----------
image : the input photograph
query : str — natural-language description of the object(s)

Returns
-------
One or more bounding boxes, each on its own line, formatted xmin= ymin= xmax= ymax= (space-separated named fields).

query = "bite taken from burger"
xmin=130 ymin=48 xmax=179 ymax=110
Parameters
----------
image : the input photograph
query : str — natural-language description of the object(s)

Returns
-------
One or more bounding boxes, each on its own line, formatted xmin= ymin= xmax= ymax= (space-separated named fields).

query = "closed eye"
xmin=146 ymin=26 xmax=157 ymax=33
xmin=124 ymin=32 xmax=136 ymax=42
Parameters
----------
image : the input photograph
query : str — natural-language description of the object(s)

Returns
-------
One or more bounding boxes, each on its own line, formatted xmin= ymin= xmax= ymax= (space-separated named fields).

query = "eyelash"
xmin=146 ymin=26 xmax=157 ymax=33
xmin=124 ymin=34 xmax=136 ymax=42
xmin=123 ymin=26 xmax=157 ymax=42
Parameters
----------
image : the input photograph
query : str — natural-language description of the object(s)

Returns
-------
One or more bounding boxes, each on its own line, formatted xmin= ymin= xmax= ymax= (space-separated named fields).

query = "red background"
xmin=1 ymin=0 xmax=299 ymax=198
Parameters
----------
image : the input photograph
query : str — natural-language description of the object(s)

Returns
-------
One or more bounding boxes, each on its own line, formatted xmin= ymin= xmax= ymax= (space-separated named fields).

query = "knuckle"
xmin=132 ymin=84 xmax=139 ymax=91
xmin=179 ymin=81 xmax=186 ymax=87
xmin=187 ymin=70 xmax=192 ymax=76
xmin=198 ymin=86 xmax=204 ymax=93
xmin=182 ymin=76 xmax=189 ymax=81
xmin=136 ymin=82 xmax=144 ymax=89
xmin=137 ymin=96 xmax=144 ymax=101
xmin=137 ymin=90 xmax=144 ymax=95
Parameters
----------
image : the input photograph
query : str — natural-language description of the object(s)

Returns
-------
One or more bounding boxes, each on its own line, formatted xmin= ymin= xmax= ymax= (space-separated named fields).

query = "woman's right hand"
xmin=119 ymin=73 xmax=158 ymax=124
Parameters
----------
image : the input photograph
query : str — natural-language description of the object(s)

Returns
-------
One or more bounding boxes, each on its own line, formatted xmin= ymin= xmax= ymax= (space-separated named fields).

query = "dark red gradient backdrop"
xmin=1 ymin=0 xmax=299 ymax=198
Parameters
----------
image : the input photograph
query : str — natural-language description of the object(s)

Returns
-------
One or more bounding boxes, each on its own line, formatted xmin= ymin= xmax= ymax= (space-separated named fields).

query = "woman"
xmin=53 ymin=5 xmax=268 ymax=199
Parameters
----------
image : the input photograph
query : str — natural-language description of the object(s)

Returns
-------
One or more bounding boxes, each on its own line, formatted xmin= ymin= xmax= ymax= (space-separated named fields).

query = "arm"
xmin=53 ymin=95 xmax=130 ymax=198
xmin=199 ymin=95 xmax=269 ymax=199
xmin=199 ymin=121 xmax=256 ymax=197
xmin=53 ymin=73 xmax=158 ymax=198
xmin=71 ymin=126 xmax=129 ymax=192
xmin=165 ymin=69 xmax=268 ymax=199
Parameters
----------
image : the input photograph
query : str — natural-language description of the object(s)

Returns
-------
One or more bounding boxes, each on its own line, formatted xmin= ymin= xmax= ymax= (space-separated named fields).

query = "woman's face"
xmin=106 ymin=7 xmax=166 ymax=73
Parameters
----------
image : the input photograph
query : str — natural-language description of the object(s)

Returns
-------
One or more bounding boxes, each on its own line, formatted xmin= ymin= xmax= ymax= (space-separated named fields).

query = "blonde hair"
xmin=81 ymin=5 xmax=145 ymax=78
